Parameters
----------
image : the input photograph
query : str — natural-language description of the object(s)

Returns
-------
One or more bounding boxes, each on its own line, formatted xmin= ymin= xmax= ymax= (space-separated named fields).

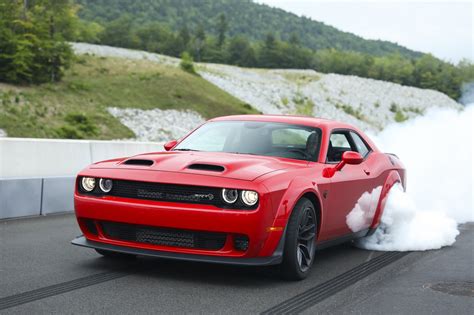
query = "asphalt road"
xmin=0 ymin=214 xmax=472 ymax=314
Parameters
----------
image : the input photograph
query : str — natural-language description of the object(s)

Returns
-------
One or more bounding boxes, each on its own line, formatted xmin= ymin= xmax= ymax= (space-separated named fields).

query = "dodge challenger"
xmin=72 ymin=115 xmax=405 ymax=280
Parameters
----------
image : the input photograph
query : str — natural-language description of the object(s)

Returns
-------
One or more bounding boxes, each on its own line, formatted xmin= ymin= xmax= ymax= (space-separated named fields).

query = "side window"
xmin=327 ymin=132 xmax=352 ymax=162
xmin=350 ymin=131 xmax=371 ymax=158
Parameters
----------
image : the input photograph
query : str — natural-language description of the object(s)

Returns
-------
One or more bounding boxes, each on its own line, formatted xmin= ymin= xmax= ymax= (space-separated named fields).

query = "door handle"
xmin=363 ymin=169 xmax=371 ymax=175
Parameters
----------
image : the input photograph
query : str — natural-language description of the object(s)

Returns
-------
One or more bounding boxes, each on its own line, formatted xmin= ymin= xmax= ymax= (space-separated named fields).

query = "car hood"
xmin=91 ymin=151 xmax=309 ymax=181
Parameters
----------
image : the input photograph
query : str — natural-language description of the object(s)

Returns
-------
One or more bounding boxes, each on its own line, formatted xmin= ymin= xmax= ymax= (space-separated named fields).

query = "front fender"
xmin=257 ymin=176 xmax=322 ymax=257
xmin=267 ymin=176 xmax=322 ymax=231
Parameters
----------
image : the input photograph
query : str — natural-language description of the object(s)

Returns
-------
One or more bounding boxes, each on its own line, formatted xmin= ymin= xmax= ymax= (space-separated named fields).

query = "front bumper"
xmin=73 ymin=170 xmax=286 ymax=260
xmin=72 ymin=235 xmax=284 ymax=266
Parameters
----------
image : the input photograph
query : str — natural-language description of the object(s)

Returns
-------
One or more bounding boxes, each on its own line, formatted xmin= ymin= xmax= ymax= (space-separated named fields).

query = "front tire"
xmin=280 ymin=198 xmax=317 ymax=280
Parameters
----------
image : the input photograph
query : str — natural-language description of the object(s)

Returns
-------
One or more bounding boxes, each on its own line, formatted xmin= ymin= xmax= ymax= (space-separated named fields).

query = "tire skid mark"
xmin=0 ymin=270 xmax=129 ymax=310
xmin=261 ymin=251 xmax=409 ymax=315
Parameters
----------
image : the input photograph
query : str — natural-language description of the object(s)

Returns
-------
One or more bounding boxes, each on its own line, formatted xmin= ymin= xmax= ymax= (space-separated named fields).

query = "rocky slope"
xmin=73 ymin=43 xmax=462 ymax=140
xmin=201 ymin=64 xmax=461 ymax=131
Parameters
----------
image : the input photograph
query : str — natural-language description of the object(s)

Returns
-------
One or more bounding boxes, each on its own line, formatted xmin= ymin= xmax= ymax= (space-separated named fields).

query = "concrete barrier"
xmin=41 ymin=177 xmax=76 ymax=215
xmin=0 ymin=178 xmax=43 ymax=218
xmin=0 ymin=138 xmax=163 ymax=219
xmin=0 ymin=138 xmax=162 ymax=178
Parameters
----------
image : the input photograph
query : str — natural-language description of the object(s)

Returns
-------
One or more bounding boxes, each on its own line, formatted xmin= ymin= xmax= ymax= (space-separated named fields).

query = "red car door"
xmin=319 ymin=130 xmax=378 ymax=241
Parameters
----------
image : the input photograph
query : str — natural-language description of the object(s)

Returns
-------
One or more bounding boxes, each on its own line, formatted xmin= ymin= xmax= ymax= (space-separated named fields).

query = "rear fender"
xmin=368 ymin=170 xmax=402 ymax=232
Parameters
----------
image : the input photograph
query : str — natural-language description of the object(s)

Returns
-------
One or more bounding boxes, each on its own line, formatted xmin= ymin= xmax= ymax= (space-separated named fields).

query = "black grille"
xmin=77 ymin=178 xmax=258 ymax=209
xmin=83 ymin=219 xmax=98 ymax=235
xmin=107 ymin=180 xmax=256 ymax=209
xmin=111 ymin=180 xmax=220 ymax=205
xmin=100 ymin=221 xmax=227 ymax=250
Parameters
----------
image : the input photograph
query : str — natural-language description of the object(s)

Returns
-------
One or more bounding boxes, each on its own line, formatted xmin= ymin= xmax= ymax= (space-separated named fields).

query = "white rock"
xmin=107 ymin=107 xmax=205 ymax=142
xmin=0 ymin=129 xmax=6 ymax=137
xmin=71 ymin=43 xmax=180 ymax=66
xmin=200 ymin=64 xmax=462 ymax=131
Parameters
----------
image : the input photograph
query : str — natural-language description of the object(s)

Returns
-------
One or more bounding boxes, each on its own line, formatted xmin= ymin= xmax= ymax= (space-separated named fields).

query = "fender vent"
xmin=187 ymin=163 xmax=225 ymax=172
xmin=123 ymin=159 xmax=154 ymax=166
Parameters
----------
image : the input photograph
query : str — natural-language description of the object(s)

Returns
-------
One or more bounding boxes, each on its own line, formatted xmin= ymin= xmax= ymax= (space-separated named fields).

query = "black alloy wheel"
xmin=280 ymin=197 xmax=317 ymax=280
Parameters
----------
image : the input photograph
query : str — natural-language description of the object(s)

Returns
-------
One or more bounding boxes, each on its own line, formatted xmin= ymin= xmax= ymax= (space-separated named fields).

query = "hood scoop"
xmin=187 ymin=163 xmax=225 ymax=172
xmin=123 ymin=159 xmax=154 ymax=166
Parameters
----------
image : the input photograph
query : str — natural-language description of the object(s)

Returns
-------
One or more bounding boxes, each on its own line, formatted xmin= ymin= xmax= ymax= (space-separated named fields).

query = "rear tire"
xmin=95 ymin=249 xmax=136 ymax=260
xmin=280 ymin=198 xmax=317 ymax=280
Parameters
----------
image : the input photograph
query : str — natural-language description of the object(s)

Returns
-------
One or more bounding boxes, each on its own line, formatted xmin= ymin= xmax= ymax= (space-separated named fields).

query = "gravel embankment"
xmin=201 ymin=64 xmax=462 ymax=131
xmin=72 ymin=43 xmax=463 ymax=140
xmin=73 ymin=43 xmax=180 ymax=66
xmin=107 ymin=107 xmax=204 ymax=142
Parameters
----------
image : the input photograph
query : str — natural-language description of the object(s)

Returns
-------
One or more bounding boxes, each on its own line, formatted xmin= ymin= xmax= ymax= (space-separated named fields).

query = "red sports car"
xmin=72 ymin=115 xmax=405 ymax=280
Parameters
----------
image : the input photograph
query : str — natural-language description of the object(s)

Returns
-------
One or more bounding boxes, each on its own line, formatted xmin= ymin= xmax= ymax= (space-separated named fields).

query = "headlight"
xmin=81 ymin=177 xmax=96 ymax=192
xmin=222 ymin=188 xmax=238 ymax=204
xmin=241 ymin=190 xmax=258 ymax=206
xmin=99 ymin=178 xmax=113 ymax=193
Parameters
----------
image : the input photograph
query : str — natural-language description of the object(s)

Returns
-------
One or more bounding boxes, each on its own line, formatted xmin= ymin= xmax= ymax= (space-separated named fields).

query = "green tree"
xmin=0 ymin=0 xmax=74 ymax=84
xmin=100 ymin=15 xmax=139 ymax=49
xmin=289 ymin=33 xmax=300 ymax=46
xmin=259 ymin=33 xmax=281 ymax=68
xmin=193 ymin=24 xmax=206 ymax=62
xmin=180 ymin=51 xmax=197 ymax=75
xmin=136 ymin=22 xmax=174 ymax=54
xmin=227 ymin=36 xmax=256 ymax=67
xmin=216 ymin=13 xmax=228 ymax=48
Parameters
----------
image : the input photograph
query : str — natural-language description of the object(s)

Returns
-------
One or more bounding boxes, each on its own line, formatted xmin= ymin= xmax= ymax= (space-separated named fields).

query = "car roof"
xmin=209 ymin=114 xmax=354 ymax=130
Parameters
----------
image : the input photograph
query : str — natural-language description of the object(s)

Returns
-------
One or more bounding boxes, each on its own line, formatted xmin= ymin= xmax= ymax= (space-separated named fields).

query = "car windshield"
xmin=174 ymin=121 xmax=322 ymax=162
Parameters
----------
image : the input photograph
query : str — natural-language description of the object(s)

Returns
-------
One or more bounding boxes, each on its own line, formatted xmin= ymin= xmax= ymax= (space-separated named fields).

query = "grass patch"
xmin=394 ymin=110 xmax=408 ymax=122
xmin=282 ymin=72 xmax=321 ymax=84
xmin=293 ymin=93 xmax=314 ymax=116
xmin=335 ymin=102 xmax=368 ymax=122
xmin=0 ymin=55 xmax=257 ymax=139
xmin=404 ymin=106 xmax=424 ymax=115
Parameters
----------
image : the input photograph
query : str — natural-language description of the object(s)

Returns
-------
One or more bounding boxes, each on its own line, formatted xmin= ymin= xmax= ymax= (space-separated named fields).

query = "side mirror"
xmin=342 ymin=151 xmax=364 ymax=165
xmin=163 ymin=140 xmax=178 ymax=151
xmin=323 ymin=151 xmax=363 ymax=178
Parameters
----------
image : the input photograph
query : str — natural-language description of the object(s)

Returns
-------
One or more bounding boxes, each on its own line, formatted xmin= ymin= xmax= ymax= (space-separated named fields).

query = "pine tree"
xmin=0 ymin=0 xmax=74 ymax=84
xmin=194 ymin=24 xmax=206 ymax=62
xmin=216 ymin=13 xmax=228 ymax=48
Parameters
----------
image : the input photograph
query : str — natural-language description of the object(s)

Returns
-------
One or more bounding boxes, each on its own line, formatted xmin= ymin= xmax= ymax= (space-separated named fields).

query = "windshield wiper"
xmin=227 ymin=152 xmax=258 ymax=156
xmin=173 ymin=148 xmax=200 ymax=152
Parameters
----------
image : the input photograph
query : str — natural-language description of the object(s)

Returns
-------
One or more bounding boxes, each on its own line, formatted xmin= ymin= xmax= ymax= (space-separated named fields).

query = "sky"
xmin=255 ymin=0 xmax=473 ymax=63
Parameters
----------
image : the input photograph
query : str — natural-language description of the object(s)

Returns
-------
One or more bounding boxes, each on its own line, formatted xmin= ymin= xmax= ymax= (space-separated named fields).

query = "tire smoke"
xmin=357 ymin=105 xmax=473 ymax=251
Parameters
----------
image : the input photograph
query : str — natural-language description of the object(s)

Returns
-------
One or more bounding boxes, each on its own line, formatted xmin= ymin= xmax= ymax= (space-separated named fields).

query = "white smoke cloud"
xmin=346 ymin=186 xmax=382 ymax=232
xmin=356 ymin=105 xmax=474 ymax=251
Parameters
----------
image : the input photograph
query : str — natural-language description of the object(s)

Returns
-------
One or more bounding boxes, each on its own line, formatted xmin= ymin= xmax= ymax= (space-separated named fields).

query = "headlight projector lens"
xmin=241 ymin=190 xmax=258 ymax=206
xmin=99 ymin=178 xmax=113 ymax=193
xmin=81 ymin=177 xmax=96 ymax=192
xmin=222 ymin=188 xmax=238 ymax=204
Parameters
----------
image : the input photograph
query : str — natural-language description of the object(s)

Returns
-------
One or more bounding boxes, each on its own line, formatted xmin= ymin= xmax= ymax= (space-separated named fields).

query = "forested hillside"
xmin=76 ymin=0 xmax=420 ymax=58
xmin=0 ymin=0 xmax=472 ymax=101
xmin=73 ymin=0 xmax=473 ymax=100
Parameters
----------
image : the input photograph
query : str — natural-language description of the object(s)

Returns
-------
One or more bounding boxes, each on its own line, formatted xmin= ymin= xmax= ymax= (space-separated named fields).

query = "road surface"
xmin=1 ymin=214 xmax=472 ymax=314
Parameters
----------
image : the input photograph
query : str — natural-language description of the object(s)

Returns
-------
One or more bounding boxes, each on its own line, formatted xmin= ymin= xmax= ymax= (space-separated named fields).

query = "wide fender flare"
xmin=272 ymin=176 xmax=322 ymax=230
xmin=369 ymin=170 xmax=403 ymax=231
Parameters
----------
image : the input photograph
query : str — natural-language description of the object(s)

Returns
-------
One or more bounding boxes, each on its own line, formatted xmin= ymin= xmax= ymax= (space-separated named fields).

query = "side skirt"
xmin=316 ymin=229 xmax=370 ymax=250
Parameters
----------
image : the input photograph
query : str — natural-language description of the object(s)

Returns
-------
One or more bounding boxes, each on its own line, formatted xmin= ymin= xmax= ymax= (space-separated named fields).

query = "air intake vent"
xmin=187 ymin=163 xmax=225 ymax=172
xmin=123 ymin=159 xmax=154 ymax=166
